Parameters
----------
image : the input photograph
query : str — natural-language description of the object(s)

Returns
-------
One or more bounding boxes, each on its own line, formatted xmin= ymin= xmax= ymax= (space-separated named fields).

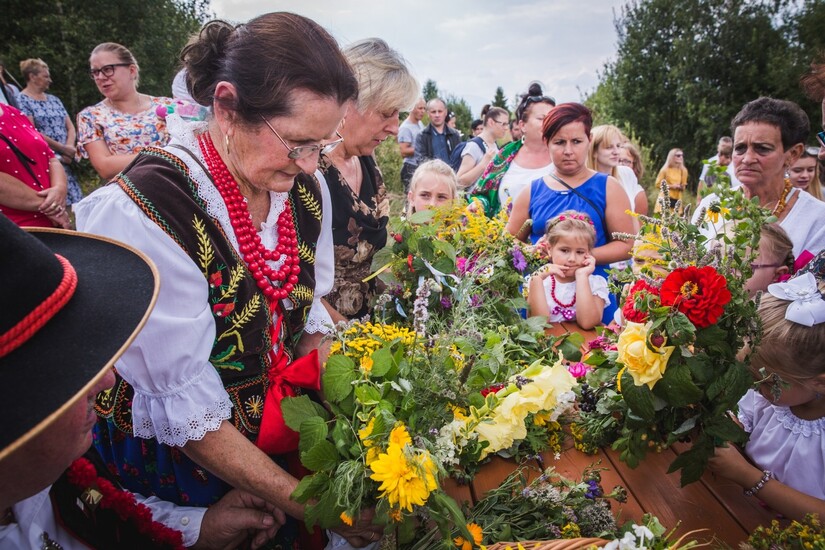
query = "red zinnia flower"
xmin=660 ymin=266 xmax=731 ymax=328
xmin=622 ymin=279 xmax=660 ymax=323
xmin=480 ymin=383 xmax=506 ymax=397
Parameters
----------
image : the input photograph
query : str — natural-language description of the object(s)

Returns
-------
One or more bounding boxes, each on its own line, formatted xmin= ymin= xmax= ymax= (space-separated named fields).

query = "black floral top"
xmin=321 ymin=154 xmax=389 ymax=319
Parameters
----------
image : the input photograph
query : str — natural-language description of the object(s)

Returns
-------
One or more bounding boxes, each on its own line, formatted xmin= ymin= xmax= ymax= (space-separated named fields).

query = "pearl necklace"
xmin=197 ymin=133 xmax=300 ymax=303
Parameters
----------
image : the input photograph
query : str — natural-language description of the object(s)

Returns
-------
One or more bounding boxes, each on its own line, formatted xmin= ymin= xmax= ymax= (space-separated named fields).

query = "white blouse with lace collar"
xmin=74 ymin=115 xmax=334 ymax=447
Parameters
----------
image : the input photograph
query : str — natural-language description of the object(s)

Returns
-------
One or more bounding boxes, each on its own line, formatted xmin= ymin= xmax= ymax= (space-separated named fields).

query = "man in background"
xmin=398 ymin=97 xmax=426 ymax=191
xmin=414 ymin=98 xmax=461 ymax=165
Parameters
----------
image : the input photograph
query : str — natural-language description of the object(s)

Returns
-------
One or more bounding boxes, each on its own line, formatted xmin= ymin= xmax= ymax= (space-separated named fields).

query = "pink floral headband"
xmin=547 ymin=212 xmax=594 ymax=230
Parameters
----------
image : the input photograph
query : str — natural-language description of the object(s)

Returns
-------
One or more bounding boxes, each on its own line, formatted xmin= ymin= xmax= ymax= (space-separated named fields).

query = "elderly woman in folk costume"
xmin=75 ymin=13 xmax=382 ymax=547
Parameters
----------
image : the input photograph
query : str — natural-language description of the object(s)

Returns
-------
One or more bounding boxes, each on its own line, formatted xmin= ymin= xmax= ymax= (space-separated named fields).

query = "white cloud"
xmin=210 ymin=0 xmax=622 ymax=115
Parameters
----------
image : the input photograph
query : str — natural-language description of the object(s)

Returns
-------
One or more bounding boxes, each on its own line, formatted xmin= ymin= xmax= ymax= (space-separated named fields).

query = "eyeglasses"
xmin=816 ymin=130 xmax=825 ymax=149
xmin=675 ymin=153 xmax=684 ymax=157
xmin=750 ymin=263 xmax=782 ymax=270
xmin=618 ymin=159 xmax=633 ymax=166
xmin=89 ymin=63 xmax=132 ymax=79
xmin=260 ymin=116 xmax=344 ymax=160
xmin=492 ymin=119 xmax=509 ymax=127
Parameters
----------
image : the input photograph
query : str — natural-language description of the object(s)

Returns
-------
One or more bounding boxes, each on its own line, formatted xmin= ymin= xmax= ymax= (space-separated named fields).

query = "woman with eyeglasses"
xmin=320 ymin=38 xmax=418 ymax=321
xmin=75 ymin=14 xmax=383 ymax=548
xmin=456 ymin=105 xmax=509 ymax=188
xmin=653 ymin=148 xmax=688 ymax=213
xmin=76 ymin=43 xmax=176 ymax=180
xmin=469 ymin=83 xmax=555 ymax=217
xmin=694 ymin=97 xmax=825 ymax=259
xmin=789 ymin=148 xmax=823 ymax=201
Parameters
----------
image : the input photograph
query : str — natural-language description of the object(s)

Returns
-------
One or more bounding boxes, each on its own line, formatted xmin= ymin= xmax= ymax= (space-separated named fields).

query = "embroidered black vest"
xmin=94 ymin=148 xmax=323 ymax=442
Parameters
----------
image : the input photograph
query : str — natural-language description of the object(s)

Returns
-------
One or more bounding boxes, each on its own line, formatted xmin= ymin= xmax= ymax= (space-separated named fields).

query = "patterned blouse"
xmin=17 ymin=92 xmax=83 ymax=204
xmin=76 ymin=96 xmax=176 ymax=158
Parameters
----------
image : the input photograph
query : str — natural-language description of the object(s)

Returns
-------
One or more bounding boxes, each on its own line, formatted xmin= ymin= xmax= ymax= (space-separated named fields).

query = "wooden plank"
xmin=469 ymin=456 xmax=533 ymax=502
xmin=442 ymin=475 xmax=474 ymax=507
xmin=603 ymin=447 xmax=749 ymax=546
xmin=670 ymin=442 xmax=780 ymax=533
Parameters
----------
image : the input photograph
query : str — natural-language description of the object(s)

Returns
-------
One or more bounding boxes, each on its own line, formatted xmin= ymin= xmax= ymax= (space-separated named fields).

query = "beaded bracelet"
xmin=744 ymin=470 xmax=774 ymax=497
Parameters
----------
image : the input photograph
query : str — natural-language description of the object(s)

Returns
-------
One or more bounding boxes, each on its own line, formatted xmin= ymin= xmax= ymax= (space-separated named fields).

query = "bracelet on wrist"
xmin=744 ymin=470 xmax=773 ymax=497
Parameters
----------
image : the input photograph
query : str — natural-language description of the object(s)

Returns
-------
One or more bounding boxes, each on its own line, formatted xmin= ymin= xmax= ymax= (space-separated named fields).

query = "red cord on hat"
xmin=0 ymin=254 xmax=78 ymax=358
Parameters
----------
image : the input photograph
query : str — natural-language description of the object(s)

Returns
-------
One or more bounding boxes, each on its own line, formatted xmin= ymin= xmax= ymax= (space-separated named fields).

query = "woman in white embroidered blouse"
xmin=75 ymin=13 xmax=381 ymax=548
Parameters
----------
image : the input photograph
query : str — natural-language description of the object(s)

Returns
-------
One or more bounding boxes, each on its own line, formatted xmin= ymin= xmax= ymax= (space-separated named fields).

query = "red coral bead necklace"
xmin=550 ymin=274 xmax=576 ymax=308
xmin=197 ymin=132 xmax=300 ymax=303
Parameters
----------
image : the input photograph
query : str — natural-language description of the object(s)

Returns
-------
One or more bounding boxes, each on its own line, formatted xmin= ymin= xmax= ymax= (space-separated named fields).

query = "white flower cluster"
xmin=433 ymin=418 xmax=476 ymax=467
xmin=603 ymin=524 xmax=655 ymax=549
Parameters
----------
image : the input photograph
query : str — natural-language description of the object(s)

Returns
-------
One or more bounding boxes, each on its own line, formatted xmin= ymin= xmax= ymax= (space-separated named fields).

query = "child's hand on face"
xmin=575 ymin=254 xmax=596 ymax=278
xmin=534 ymin=263 xmax=568 ymax=281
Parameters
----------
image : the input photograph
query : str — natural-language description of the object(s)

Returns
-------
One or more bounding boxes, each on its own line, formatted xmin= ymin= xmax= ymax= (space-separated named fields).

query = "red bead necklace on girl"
xmin=197 ymin=132 xmax=300 ymax=306
xmin=550 ymin=274 xmax=576 ymax=321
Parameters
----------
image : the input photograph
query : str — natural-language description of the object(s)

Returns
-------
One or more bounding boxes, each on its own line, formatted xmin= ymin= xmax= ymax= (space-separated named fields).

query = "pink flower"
xmin=567 ymin=362 xmax=592 ymax=379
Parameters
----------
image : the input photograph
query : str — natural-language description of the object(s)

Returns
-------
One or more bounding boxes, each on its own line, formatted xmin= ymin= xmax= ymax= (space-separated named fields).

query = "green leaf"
xmin=298 ymin=416 xmax=329 ymax=453
xmin=300 ymin=440 xmax=339 ymax=472
xmin=656 ymin=361 xmax=702 ymax=407
xmin=291 ymin=472 xmax=329 ymax=503
xmin=281 ymin=395 xmax=323 ymax=432
xmin=664 ymin=312 xmax=696 ymax=345
xmin=304 ymin=490 xmax=343 ymax=529
xmin=432 ymin=239 xmax=456 ymax=262
xmin=705 ymin=415 xmax=747 ymax=444
xmin=355 ymin=384 xmax=382 ymax=405
xmin=409 ymin=209 xmax=435 ymax=224
xmin=668 ymin=435 xmax=713 ymax=486
xmin=323 ymin=355 xmax=357 ymax=403
xmin=620 ymin=370 xmax=655 ymax=421
xmin=369 ymin=346 xmax=394 ymax=378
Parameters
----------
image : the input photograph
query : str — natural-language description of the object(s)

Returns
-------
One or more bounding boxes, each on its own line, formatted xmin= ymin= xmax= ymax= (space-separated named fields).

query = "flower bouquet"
xmin=573 ymin=182 xmax=772 ymax=485
xmin=743 ymin=514 xmax=823 ymax=549
xmin=283 ymin=317 xmax=578 ymax=544
xmin=370 ymin=202 xmax=542 ymax=330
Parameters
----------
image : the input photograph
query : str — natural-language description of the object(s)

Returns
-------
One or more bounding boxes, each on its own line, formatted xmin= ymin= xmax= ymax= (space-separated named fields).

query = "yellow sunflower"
xmin=369 ymin=443 xmax=438 ymax=512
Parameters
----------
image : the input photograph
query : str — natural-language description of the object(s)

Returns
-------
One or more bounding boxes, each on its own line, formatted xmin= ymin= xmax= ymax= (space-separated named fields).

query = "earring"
xmin=784 ymin=167 xmax=791 ymax=186
xmin=224 ymin=133 xmax=230 ymax=156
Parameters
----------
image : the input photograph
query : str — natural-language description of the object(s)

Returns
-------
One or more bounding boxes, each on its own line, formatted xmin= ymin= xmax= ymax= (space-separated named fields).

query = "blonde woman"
xmin=587 ymin=124 xmax=647 ymax=215
xmin=77 ymin=42 xmax=176 ymax=180
xmin=654 ymin=148 xmax=688 ymax=212
xmin=17 ymin=58 xmax=83 ymax=205
xmin=789 ymin=148 xmax=823 ymax=201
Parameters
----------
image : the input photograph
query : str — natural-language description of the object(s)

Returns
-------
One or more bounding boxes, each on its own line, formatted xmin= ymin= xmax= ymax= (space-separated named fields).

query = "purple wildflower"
xmin=456 ymin=257 xmax=467 ymax=275
xmin=469 ymin=294 xmax=482 ymax=308
xmin=440 ymin=296 xmax=452 ymax=309
xmin=585 ymin=479 xmax=603 ymax=500
xmin=511 ymin=246 xmax=527 ymax=273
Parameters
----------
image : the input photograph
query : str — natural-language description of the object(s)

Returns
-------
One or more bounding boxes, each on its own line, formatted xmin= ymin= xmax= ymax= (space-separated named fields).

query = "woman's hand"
xmin=37 ymin=186 xmax=67 ymax=215
xmin=60 ymin=144 xmax=77 ymax=165
xmin=47 ymin=209 xmax=71 ymax=229
xmin=330 ymin=508 xmax=383 ymax=548
xmin=193 ymin=489 xmax=286 ymax=550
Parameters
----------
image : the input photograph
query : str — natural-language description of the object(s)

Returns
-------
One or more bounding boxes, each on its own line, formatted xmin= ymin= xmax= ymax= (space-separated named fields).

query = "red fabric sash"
xmin=256 ymin=315 xmax=321 ymax=455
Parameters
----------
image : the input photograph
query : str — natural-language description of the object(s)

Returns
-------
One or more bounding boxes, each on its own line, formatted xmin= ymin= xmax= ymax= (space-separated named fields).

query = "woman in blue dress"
xmin=507 ymin=102 xmax=633 ymax=324
xmin=17 ymin=58 xmax=83 ymax=205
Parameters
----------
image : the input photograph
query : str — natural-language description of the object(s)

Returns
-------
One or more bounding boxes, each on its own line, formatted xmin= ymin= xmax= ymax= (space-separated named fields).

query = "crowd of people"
xmin=3 ymin=9 xmax=825 ymax=549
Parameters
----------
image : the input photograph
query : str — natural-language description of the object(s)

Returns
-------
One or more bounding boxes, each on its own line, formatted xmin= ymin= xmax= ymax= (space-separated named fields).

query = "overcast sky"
xmin=210 ymin=0 xmax=624 ymax=117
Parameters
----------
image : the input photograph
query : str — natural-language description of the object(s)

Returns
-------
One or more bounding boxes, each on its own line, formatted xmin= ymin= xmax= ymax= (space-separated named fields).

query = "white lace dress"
xmin=738 ymin=389 xmax=825 ymax=499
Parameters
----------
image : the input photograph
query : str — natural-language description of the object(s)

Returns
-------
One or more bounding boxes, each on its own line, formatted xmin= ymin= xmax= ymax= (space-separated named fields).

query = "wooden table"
xmin=444 ymin=321 xmax=781 ymax=546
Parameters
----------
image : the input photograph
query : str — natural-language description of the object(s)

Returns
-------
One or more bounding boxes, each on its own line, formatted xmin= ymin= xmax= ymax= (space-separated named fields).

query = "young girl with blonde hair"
xmin=528 ymin=210 xmax=608 ymax=329
xmin=709 ymin=273 xmax=825 ymax=521
xmin=406 ymin=159 xmax=459 ymax=217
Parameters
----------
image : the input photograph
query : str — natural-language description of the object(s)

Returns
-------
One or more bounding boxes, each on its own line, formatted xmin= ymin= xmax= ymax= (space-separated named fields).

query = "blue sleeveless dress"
xmin=528 ymin=172 xmax=617 ymax=324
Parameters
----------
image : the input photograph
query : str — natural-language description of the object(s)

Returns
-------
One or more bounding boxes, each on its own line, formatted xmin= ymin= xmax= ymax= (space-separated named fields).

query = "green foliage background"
xmin=585 ymin=0 xmax=825 ymax=184
xmin=1 ymin=0 xmax=211 ymax=117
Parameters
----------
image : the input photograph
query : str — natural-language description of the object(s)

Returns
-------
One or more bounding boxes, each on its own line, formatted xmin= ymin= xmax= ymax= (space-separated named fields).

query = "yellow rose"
xmin=617 ymin=322 xmax=675 ymax=390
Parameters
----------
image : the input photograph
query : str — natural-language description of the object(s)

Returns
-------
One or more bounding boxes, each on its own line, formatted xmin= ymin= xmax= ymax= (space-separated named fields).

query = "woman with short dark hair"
xmin=695 ymin=97 xmax=825 ymax=258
